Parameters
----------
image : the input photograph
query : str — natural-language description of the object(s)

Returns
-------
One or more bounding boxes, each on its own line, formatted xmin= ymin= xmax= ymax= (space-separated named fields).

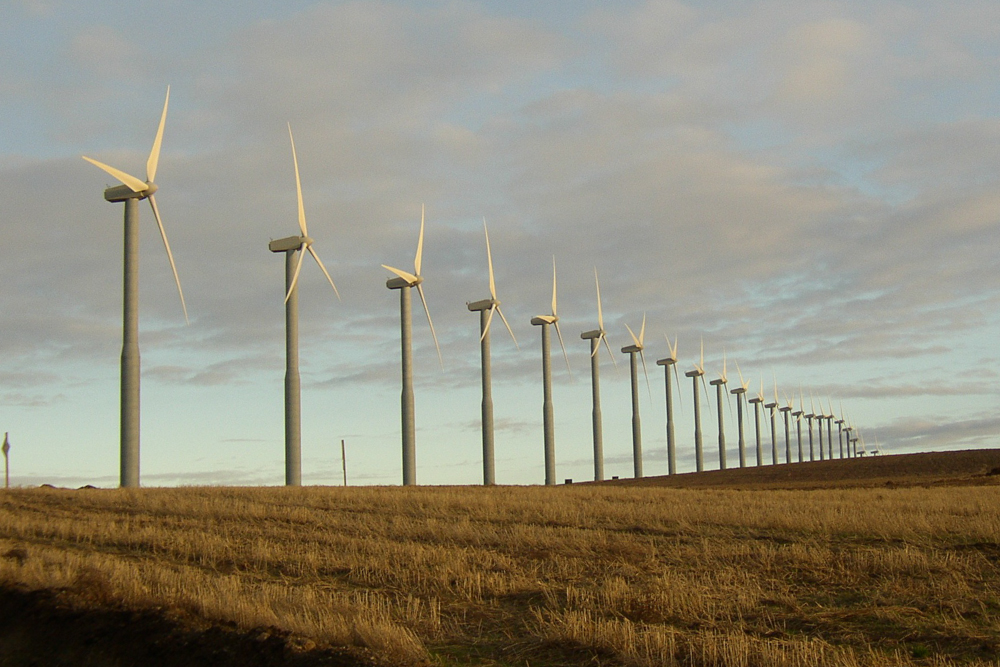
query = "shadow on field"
xmin=0 ymin=585 xmax=376 ymax=667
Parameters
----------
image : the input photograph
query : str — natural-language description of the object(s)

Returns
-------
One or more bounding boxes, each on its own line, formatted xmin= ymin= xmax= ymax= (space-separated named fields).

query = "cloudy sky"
xmin=1 ymin=0 xmax=997 ymax=487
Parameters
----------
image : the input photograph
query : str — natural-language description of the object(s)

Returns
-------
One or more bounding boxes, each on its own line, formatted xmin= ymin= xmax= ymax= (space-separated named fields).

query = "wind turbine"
xmin=748 ymin=380 xmax=764 ymax=467
xmin=531 ymin=256 xmax=571 ymax=486
xmin=467 ymin=219 xmax=518 ymax=486
xmin=82 ymin=86 xmax=186 ymax=488
xmin=269 ymin=125 xmax=340 ymax=487
xmin=684 ymin=339 xmax=708 ymax=472
xmin=792 ymin=390 xmax=804 ymax=463
xmin=729 ymin=363 xmax=750 ymax=468
xmin=656 ymin=336 xmax=680 ymax=475
xmin=764 ymin=379 xmax=778 ymax=465
xmin=826 ymin=400 xmax=836 ymax=459
xmin=581 ymin=269 xmax=616 ymax=481
xmin=780 ymin=394 xmax=793 ymax=465
xmin=805 ymin=394 xmax=816 ymax=462
xmin=622 ymin=315 xmax=650 ymax=478
xmin=836 ymin=401 xmax=846 ymax=459
xmin=382 ymin=205 xmax=442 ymax=486
xmin=2 ymin=433 xmax=9 ymax=488
xmin=708 ymin=352 xmax=728 ymax=470
xmin=814 ymin=395 xmax=826 ymax=461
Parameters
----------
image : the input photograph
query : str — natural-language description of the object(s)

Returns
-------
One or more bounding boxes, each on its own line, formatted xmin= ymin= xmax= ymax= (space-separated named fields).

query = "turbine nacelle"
xmin=468 ymin=298 xmax=499 ymax=312
xmin=102 ymin=181 xmax=157 ymax=202
xmin=685 ymin=369 xmax=704 ymax=378
xmin=531 ymin=315 xmax=557 ymax=325
xmin=269 ymin=235 xmax=313 ymax=253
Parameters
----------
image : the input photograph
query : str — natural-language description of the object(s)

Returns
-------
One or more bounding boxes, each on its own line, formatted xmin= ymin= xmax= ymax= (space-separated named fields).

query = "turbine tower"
xmin=82 ymin=86 xmax=187 ymax=488
xmin=269 ymin=125 xmax=340 ymax=487
xmin=748 ymin=380 xmax=764 ymax=467
xmin=826 ymin=402 xmax=836 ymax=459
xmin=622 ymin=315 xmax=650 ymax=479
xmin=656 ymin=337 xmax=680 ymax=475
xmin=467 ymin=219 xmax=518 ymax=486
xmin=814 ymin=396 xmax=825 ymax=461
xmin=792 ymin=391 xmax=804 ymax=463
xmin=805 ymin=394 xmax=816 ymax=462
xmin=2 ymin=433 xmax=9 ymax=489
xmin=581 ymin=269 xmax=616 ymax=481
xmin=764 ymin=381 xmax=778 ymax=465
xmin=730 ymin=363 xmax=750 ymax=468
xmin=382 ymin=205 xmax=442 ymax=486
xmin=684 ymin=339 xmax=708 ymax=472
xmin=780 ymin=395 xmax=793 ymax=465
xmin=708 ymin=353 xmax=728 ymax=470
xmin=530 ymin=257 xmax=571 ymax=486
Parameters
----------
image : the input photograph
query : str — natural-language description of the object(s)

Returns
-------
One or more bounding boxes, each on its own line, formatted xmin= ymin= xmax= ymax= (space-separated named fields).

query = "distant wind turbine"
xmin=82 ymin=86 xmax=187 ymax=488
xmin=684 ymin=339 xmax=708 ymax=472
xmin=792 ymin=390 xmax=804 ymax=463
xmin=268 ymin=125 xmax=340 ymax=487
xmin=382 ymin=205 xmax=442 ymax=486
xmin=814 ymin=395 xmax=825 ymax=461
xmin=764 ymin=379 xmax=778 ymax=465
xmin=805 ymin=394 xmax=816 ymax=462
xmin=656 ymin=336 xmax=680 ymax=475
xmin=622 ymin=315 xmax=650 ymax=478
xmin=780 ymin=395 xmax=793 ymax=465
xmin=467 ymin=219 xmax=518 ymax=486
xmin=730 ymin=363 xmax=750 ymax=468
xmin=581 ymin=269 xmax=617 ymax=481
xmin=748 ymin=380 xmax=764 ymax=467
xmin=709 ymin=352 xmax=729 ymax=470
xmin=826 ymin=400 xmax=836 ymax=459
xmin=531 ymin=256 xmax=571 ymax=486
xmin=2 ymin=433 xmax=9 ymax=488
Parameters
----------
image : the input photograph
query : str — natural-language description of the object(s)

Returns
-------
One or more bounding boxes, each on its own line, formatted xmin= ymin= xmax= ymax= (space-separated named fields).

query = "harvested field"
xmin=1 ymin=450 xmax=999 ymax=666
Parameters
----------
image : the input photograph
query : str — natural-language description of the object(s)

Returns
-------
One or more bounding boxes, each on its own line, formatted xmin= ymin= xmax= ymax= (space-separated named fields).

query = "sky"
xmin=0 ymin=0 xmax=998 ymax=488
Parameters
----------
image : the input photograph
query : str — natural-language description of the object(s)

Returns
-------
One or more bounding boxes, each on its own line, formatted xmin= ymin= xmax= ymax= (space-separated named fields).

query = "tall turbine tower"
xmin=269 ymin=125 xmax=340 ymax=487
xmin=467 ymin=220 xmax=518 ymax=486
xmin=382 ymin=205 xmax=442 ymax=486
xmin=684 ymin=340 xmax=708 ymax=472
xmin=708 ymin=353 xmax=728 ymax=470
xmin=656 ymin=336 xmax=680 ymax=475
xmin=814 ymin=396 xmax=825 ymax=461
xmin=748 ymin=381 xmax=764 ymax=467
xmin=82 ymin=86 xmax=187 ymax=488
xmin=622 ymin=315 xmax=650 ymax=479
xmin=827 ymin=401 xmax=836 ymax=459
xmin=730 ymin=363 xmax=750 ymax=468
xmin=2 ymin=433 xmax=8 ymax=489
xmin=764 ymin=381 xmax=778 ymax=465
xmin=805 ymin=394 xmax=816 ymax=462
xmin=780 ymin=395 xmax=793 ymax=465
xmin=530 ymin=257 xmax=571 ymax=486
xmin=792 ymin=391 xmax=804 ymax=463
xmin=581 ymin=269 xmax=616 ymax=481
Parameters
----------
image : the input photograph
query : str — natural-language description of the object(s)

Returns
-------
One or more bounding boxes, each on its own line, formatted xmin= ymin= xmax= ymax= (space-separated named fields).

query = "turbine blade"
xmin=382 ymin=264 xmax=418 ymax=284
xmin=553 ymin=320 xmax=572 ymax=376
xmin=414 ymin=203 xmax=425 ymax=276
xmin=699 ymin=336 xmax=704 ymax=373
xmin=551 ymin=255 xmax=558 ymax=317
xmin=147 ymin=195 xmax=187 ymax=324
xmin=481 ymin=305 xmax=496 ymax=341
xmin=625 ymin=323 xmax=640 ymax=348
xmin=640 ymin=350 xmax=651 ymax=402
xmin=82 ymin=156 xmax=147 ymax=193
xmin=146 ymin=85 xmax=169 ymax=183
xmin=416 ymin=283 xmax=443 ymax=369
xmin=721 ymin=349 xmax=727 ymax=382
xmin=602 ymin=334 xmax=618 ymax=370
xmin=288 ymin=124 xmax=307 ymax=236
xmin=674 ymin=365 xmax=683 ymax=409
xmin=309 ymin=245 xmax=340 ymax=300
xmin=595 ymin=268 xmax=604 ymax=331
xmin=496 ymin=305 xmax=519 ymax=349
xmin=284 ymin=245 xmax=307 ymax=304
xmin=726 ymin=385 xmax=734 ymax=418
xmin=484 ymin=218 xmax=496 ymax=300
xmin=670 ymin=335 xmax=678 ymax=361
xmin=639 ymin=313 xmax=646 ymax=346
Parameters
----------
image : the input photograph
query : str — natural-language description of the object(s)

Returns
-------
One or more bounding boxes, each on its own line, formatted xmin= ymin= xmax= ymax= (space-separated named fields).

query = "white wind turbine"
xmin=382 ymin=205 xmax=442 ymax=486
xmin=729 ymin=362 xmax=750 ymax=468
xmin=531 ymin=256 xmax=571 ymax=486
xmin=805 ymin=394 xmax=817 ymax=462
xmin=780 ymin=393 xmax=793 ymax=465
xmin=748 ymin=379 xmax=765 ymax=467
xmin=835 ymin=401 xmax=846 ymax=459
xmin=684 ymin=339 xmax=709 ymax=472
xmin=656 ymin=336 xmax=681 ymax=475
xmin=581 ymin=269 xmax=617 ymax=481
xmin=813 ymin=394 xmax=826 ymax=461
xmin=82 ymin=86 xmax=186 ymax=488
xmin=268 ymin=125 xmax=340 ymax=487
xmin=622 ymin=314 xmax=650 ymax=479
xmin=792 ymin=389 xmax=804 ymax=463
xmin=467 ymin=219 xmax=518 ymax=486
xmin=709 ymin=352 xmax=729 ymax=470
xmin=765 ymin=378 xmax=779 ymax=465
xmin=826 ymin=399 xmax=837 ymax=459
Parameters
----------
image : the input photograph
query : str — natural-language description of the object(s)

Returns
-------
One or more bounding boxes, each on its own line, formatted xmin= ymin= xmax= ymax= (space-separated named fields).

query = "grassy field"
xmin=2 ymin=459 xmax=1000 ymax=665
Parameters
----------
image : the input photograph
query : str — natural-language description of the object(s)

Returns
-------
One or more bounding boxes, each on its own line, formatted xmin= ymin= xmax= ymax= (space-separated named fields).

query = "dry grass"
xmin=1 ymin=483 xmax=1000 ymax=665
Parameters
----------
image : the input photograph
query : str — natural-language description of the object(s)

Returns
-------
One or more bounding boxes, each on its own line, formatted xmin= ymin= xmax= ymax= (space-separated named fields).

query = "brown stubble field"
xmin=2 ymin=453 xmax=1000 ymax=666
